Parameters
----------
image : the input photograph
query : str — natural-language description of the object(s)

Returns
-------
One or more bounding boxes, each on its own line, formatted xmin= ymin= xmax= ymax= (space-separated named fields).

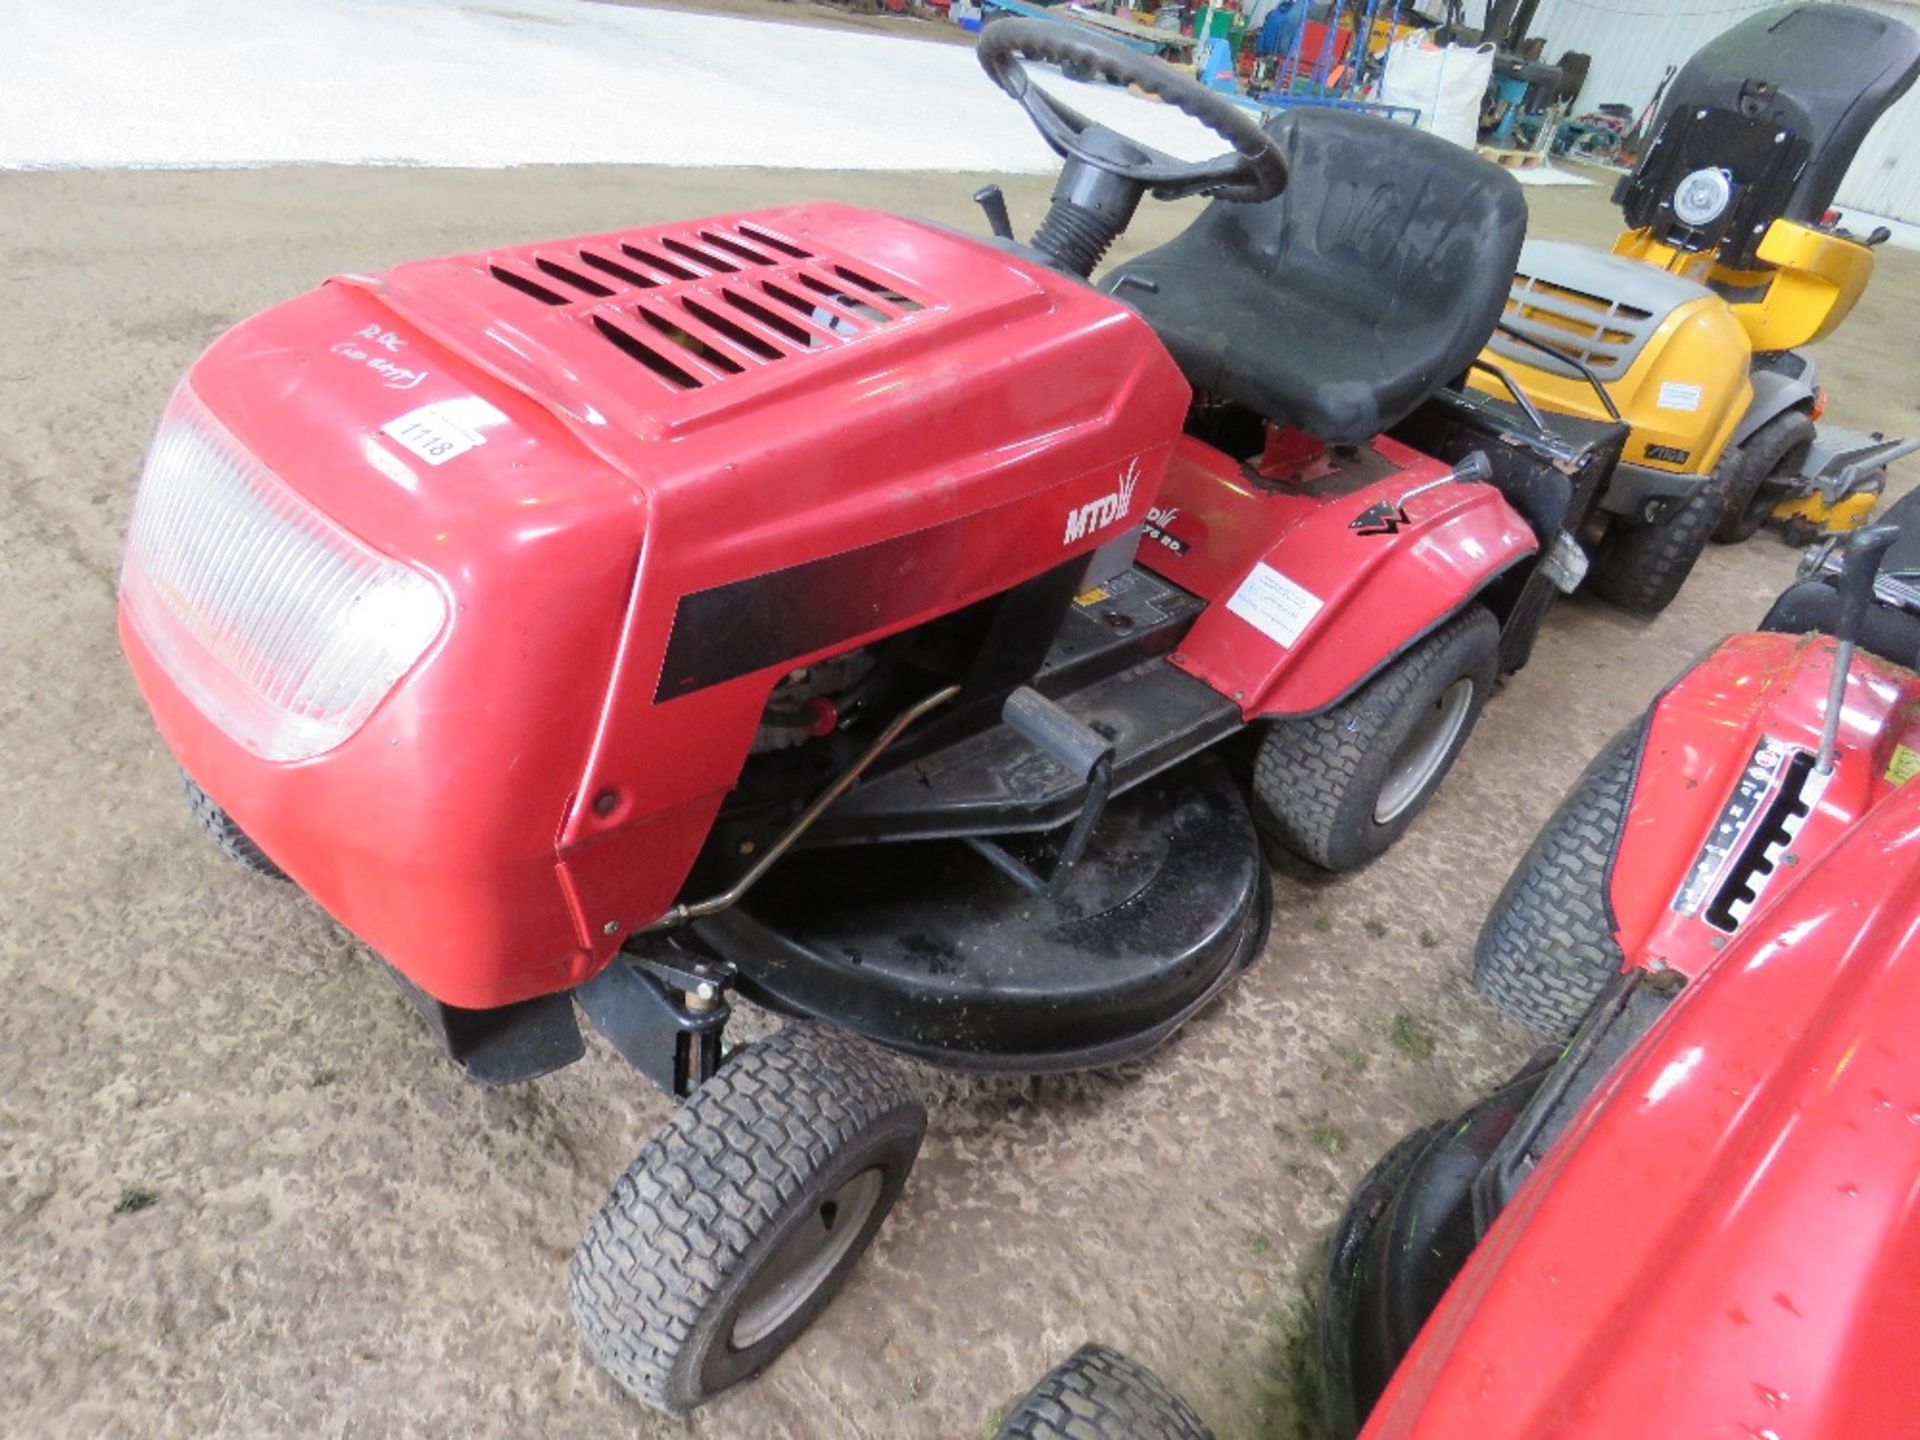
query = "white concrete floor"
xmin=1 ymin=0 xmax=1224 ymax=171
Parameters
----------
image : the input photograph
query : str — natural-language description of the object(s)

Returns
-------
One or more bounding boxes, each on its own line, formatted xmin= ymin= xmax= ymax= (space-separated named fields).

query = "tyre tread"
xmin=1252 ymin=606 xmax=1497 ymax=870
xmin=568 ymin=1024 xmax=923 ymax=1412
xmin=1473 ymin=723 xmax=1642 ymax=1035
xmin=1589 ymin=479 xmax=1726 ymax=614
xmin=996 ymin=1344 xmax=1214 ymax=1440
xmin=181 ymin=771 xmax=285 ymax=878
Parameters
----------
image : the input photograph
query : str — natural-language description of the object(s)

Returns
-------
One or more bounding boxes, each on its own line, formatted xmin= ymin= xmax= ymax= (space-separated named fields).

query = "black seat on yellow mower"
xmin=1106 ymin=108 xmax=1527 ymax=446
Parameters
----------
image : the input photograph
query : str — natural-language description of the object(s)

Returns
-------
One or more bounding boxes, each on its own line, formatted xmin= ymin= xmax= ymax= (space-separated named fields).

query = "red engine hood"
xmin=134 ymin=201 xmax=1188 ymax=1009
xmin=339 ymin=203 xmax=1053 ymax=485
xmin=1369 ymin=777 xmax=1920 ymax=1438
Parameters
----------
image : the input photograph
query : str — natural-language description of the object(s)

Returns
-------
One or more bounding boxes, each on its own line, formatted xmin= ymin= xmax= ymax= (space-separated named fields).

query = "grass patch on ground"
xmin=1252 ymin=1259 xmax=1331 ymax=1440
xmin=1389 ymin=1013 xmax=1438 ymax=1061
xmin=1305 ymin=1115 xmax=1348 ymax=1157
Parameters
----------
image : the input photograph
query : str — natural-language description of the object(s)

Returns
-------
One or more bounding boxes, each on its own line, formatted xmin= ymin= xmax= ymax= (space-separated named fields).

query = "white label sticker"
xmin=1657 ymin=381 xmax=1703 ymax=413
xmin=381 ymin=397 xmax=508 ymax=467
xmin=1226 ymin=562 xmax=1324 ymax=648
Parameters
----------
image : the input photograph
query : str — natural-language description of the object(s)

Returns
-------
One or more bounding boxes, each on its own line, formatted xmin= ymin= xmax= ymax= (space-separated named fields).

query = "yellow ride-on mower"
xmin=1474 ymin=3 xmax=1919 ymax=613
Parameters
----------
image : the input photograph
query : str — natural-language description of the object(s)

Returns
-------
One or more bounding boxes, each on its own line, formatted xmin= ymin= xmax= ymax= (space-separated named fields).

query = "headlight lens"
xmin=121 ymin=383 xmax=448 ymax=761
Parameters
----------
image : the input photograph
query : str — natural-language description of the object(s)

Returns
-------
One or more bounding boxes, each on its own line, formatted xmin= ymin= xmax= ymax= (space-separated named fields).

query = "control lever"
xmin=1351 ymin=451 xmax=1493 ymax=536
xmin=1867 ymin=225 xmax=1892 ymax=248
xmin=1816 ymin=522 xmax=1900 ymax=774
xmin=973 ymin=184 xmax=1015 ymax=241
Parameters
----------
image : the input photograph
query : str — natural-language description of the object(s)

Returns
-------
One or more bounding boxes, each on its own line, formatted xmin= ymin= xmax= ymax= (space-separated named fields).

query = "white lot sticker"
xmin=381 ymin=397 xmax=508 ymax=467
xmin=1226 ymin=562 xmax=1324 ymax=648
xmin=1657 ymin=381 xmax=1703 ymax=412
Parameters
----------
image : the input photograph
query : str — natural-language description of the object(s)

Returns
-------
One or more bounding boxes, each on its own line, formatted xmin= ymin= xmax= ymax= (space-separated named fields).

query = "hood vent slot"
xmin=486 ymin=221 xmax=932 ymax=395
xmin=637 ymin=306 xmax=744 ymax=376
xmin=620 ymin=243 xmax=697 ymax=282
xmin=489 ymin=265 xmax=569 ymax=306
xmin=831 ymin=263 xmax=925 ymax=312
xmin=661 ymin=237 xmax=738 ymax=274
xmin=592 ymin=316 xmax=701 ymax=390
xmin=700 ymin=230 xmax=776 ymax=266
xmin=797 ymin=272 xmax=890 ymax=325
xmin=578 ymin=250 xmax=660 ymax=289
xmin=736 ymin=223 xmax=812 ymax=259
xmin=534 ymin=257 xmax=616 ymax=298
xmin=721 ymin=288 xmax=818 ymax=347
xmin=681 ymin=298 xmax=784 ymax=361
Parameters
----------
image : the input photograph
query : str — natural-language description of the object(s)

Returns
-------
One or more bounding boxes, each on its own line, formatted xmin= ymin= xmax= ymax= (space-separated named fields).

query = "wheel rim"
xmin=730 ymin=1167 xmax=886 ymax=1351
xmin=1375 ymin=677 xmax=1474 ymax=825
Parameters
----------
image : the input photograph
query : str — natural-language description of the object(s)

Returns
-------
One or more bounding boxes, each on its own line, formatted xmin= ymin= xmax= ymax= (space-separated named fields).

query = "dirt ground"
xmin=1 ymin=153 xmax=1914 ymax=1440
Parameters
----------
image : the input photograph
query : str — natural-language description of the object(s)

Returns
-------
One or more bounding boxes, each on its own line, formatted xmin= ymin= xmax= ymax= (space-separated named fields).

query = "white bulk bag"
xmin=1380 ymin=36 xmax=1494 ymax=151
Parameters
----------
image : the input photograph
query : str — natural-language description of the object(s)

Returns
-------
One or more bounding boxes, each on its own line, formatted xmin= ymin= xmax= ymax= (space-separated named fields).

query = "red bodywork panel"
xmin=119 ymin=202 xmax=1536 ymax=1010
xmin=121 ymin=204 xmax=1189 ymax=1008
xmin=1140 ymin=434 xmax=1534 ymax=717
xmin=1614 ymin=630 xmax=1920 ymax=975
xmin=1366 ymin=633 xmax=1920 ymax=1438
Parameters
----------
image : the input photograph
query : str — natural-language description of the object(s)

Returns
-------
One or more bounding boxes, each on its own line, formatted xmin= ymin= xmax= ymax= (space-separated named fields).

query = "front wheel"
xmin=568 ymin=1024 xmax=926 ymax=1413
xmin=1473 ymin=722 xmax=1641 ymax=1036
xmin=182 ymin=770 xmax=285 ymax=879
xmin=1252 ymin=606 xmax=1500 ymax=872
xmin=997 ymin=1344 xmax=1215 ymax=1440
xmin=1587 ymin=479 xmax=1726 ymax=615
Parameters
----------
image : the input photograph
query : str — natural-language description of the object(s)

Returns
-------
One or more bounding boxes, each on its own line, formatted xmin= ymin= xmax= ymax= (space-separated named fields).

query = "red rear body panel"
xmin=1141 ymin=434 xmax=1534 ymax=717
xmin=1365 ymin=634 xmax=1920 ymax=1438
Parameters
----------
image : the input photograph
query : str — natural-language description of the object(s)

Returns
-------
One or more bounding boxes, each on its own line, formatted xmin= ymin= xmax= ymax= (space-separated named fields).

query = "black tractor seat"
xmin=1105 ymin=108 xmax=1528 ymax=446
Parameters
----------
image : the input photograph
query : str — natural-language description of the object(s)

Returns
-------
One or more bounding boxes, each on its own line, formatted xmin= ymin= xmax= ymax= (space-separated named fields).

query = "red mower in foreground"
xmin=118 ymin=23 xmax=1622 ymax=1413
xmin=1003 ymin=524 xmax=1920 ymax=1438
xmin=1319 ymin=521 xmax=1920 ymax=1437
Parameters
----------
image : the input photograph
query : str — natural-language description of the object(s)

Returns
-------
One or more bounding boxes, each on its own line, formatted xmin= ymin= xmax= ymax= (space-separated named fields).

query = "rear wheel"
xmin=997 ymin=1344 xmax=1214 ymax=1440
xmin=569 ymin=1024 xmax=926 ymax=1413
xmin=181 ymin=771 xmax=285 ymax=879
xmin=1252 ymin=606 xmax=1500 ymax=872
xmin=1474 ymin=722 xmax=1641 ymax=1036
xmin=1588 ymin=479 xmax=1726 ymax=615
xmin=1714 ymin=411 xmax=1816 ymax=544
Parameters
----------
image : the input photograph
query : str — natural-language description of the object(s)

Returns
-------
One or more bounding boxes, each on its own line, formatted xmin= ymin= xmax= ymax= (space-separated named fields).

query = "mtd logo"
xmin=1063 ymin=457 xmax=1142 ymax=545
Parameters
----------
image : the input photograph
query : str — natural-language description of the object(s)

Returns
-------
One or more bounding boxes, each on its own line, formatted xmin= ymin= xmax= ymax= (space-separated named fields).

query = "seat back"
xmin=1260 ymin=105 xmax=1527 ymax=342
xmin=1110 ymin=108 xmax=1527 ymax=443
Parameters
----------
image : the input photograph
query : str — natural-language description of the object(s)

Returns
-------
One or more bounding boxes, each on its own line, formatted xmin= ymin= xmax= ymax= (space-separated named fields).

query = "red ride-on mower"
xmin=117 ymin=23 xmax=1620 ymax=1413
xmin=1314 ymin=524 xmax=1920 ymax=1437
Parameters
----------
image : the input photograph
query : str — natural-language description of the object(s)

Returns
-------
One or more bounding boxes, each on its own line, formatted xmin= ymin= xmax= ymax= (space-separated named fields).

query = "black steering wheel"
xmin=977 ymin=19 xmax=1289 ymax=204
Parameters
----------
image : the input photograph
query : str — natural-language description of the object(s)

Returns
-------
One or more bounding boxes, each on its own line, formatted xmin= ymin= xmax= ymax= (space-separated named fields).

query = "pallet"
xmin=1477 ymin=144 xmax=1549 ymax=170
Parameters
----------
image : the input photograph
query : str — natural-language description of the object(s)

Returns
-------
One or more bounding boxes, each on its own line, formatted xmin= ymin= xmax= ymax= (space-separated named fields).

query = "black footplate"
xmin=810 ymin=655 xmax=1240 ymax=845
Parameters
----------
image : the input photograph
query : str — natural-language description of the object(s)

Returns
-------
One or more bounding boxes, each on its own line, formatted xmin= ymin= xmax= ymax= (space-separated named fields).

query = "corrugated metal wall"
xmin=1517 ymin=0 xmax=1920 ymax=222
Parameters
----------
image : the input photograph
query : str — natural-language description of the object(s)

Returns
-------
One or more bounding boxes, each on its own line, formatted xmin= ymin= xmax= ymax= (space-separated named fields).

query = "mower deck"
xmin=695 ymin=757 xmax=1270 ymax=1071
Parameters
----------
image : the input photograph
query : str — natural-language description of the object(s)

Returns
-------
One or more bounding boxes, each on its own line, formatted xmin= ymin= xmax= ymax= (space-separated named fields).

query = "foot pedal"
xmin=968 ymin=688 xmax=1114 ymax=895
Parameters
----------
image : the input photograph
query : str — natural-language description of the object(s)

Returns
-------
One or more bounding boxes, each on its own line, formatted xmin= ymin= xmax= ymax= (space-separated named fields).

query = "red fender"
xmin=1611 ymin=629 xmax=1920 ymax=978
xmin=1367 ymin=783 xmax=1920 ymax=1439
xmin=1139 ymin=434 xmax=1536 ymax=718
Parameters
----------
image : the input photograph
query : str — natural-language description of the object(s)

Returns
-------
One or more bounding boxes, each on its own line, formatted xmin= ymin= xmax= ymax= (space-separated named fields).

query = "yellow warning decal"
xmin=1887 ymin=743 xmax=1920 ymax=786
xmin=1074 ymin=587 xmax=1110 ymax=607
